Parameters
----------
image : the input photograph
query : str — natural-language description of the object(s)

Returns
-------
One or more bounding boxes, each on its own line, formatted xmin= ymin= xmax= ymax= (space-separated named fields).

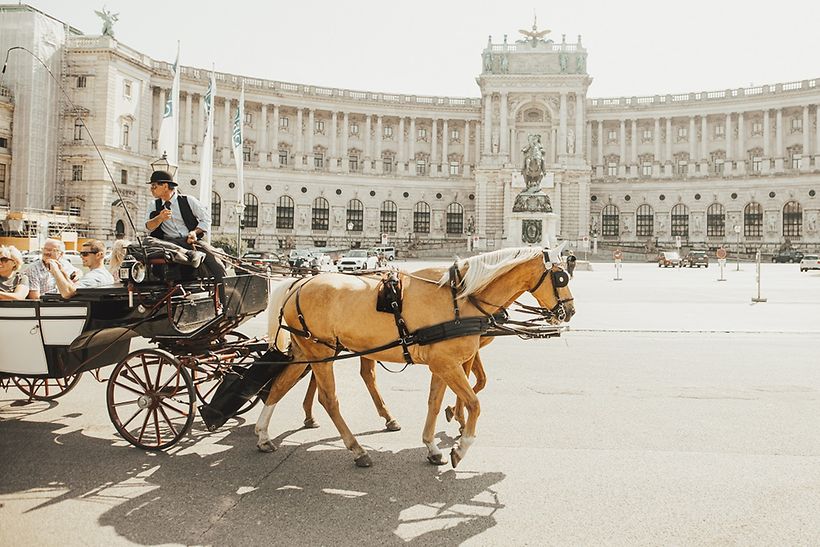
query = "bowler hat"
xmin=149 ymin=170 xmax=177 ymax=186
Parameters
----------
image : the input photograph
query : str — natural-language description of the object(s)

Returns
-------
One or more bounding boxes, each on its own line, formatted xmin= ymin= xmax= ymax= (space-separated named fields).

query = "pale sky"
xmin=23 ymin=0 xmax=820 ymax=98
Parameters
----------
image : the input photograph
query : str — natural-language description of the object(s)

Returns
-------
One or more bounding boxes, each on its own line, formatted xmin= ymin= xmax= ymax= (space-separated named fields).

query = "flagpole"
xmin=199 ymin=64 xmax=216 ymax=243
xmin=232 ymin=80 xmax=245 ymax=256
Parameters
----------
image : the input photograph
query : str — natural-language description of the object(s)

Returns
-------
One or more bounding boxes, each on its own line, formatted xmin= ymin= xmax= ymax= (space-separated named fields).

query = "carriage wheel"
xmin=12 ymin=373 xmax=83 ymax=401
xmin=192 ymin=331 xmax=265 ymax=416
xmin=106 ymin=348 xmax=195 ymax=450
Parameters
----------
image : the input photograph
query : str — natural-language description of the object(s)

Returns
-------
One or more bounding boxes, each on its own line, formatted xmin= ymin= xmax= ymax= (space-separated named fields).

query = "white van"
xmin=372 ymin=246 xmax=396 ymax=261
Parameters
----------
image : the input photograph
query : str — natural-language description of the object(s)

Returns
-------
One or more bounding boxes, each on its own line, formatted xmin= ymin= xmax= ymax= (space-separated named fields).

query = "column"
xmin=630 ymin=119 xmax=638 ymax=172
xmin=183 ymin=92 xmax=193 ymax=160
xmin=762 ymin=109 xmax=770 ymax=159
xmin=398 ymin=117 xmax=405 ymax=172
xmin=775 ymin=108 xmax=783 ymax=171
xmin=801 ymin=105 xmax=810 ymax=172
xmin=499 ymin=92 xmax=509 ymax=156
xmin=815 ymin=105 xmax=820 ymax=162
xmin=688 ymin=116 xmax=696 ymax=165
xmin=725 ymin=113 xmax=733 ymax=162
xmin=473 ymin=121 xmax=481 ymax=168
xmin=575 ymin=94 xmax=584 ymax=158
xmin=586 ymin=121 xmax=592 ymax=165
xmin=699 ymin=116 xmax=708 ymax=175
xmin=551 ymin=127 xmax=558 ymax=164
xmin=408 ymin=117 xmax=415 ymax=174
xmin=665 ymin=117 xmax=672 ymax=176
xmin=559 ymin=92 xmax=568 ymax=157
xmin=736 ymin=112 xmax=746 ymax=175
xmin=618 ymin=119 xmax=626 ymax=176
xmin=329 ymin=111 xmax=337 ymax=169
xmin=431 ymin=118 xmax=438 ymax=173
xmin=272 ymin=105 xmax=280 ymax=166
xmin=342 ymin=112 xmax=350 ymax=171
xmin=364 ymin=114 xmax=372 ymax=162
xmin=258 ymin=104 xmax=268 ymax=165
xmin=295 ymin=108 xmax=304 ymax=167
xmin=375 ymin=115 xmax=383 ymax=173
xmin=653 ymin=117 xmax=661 ymax=176
xmin=597 ymin=121 xmax=604 ymax=167
xmin=222 ymin=97 xmax=231 ymax=164
xmin=463 ymin=121 xmax=472 ymax=177
xmin=306 ymin=109 xmax=315 ymax=167
xmin=482 ymin=94 xmax=492 ymax=155
xmin=157 ymin=88 xmax=166 ymax=147
xmin=442 ymin=119 xmax=449 ymax=175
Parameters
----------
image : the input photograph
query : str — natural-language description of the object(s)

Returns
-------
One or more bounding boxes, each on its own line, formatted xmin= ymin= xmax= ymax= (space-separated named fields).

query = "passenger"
xmin=143 ymin=169 xmax=223 ymax=286
xmin=25 ymin=238 xmax=81 ymax=299
xmin=50 ymin=240 xmax=114 ymax=299
xmin=108 ymin=239 xmax=131 ymax=281
xmin=0 ymin=245 xmax=29 ymax=301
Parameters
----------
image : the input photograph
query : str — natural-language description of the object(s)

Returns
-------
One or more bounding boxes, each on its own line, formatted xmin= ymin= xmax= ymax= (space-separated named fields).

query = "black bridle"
xmin=515 ymin=251 xmax=574 ymax=322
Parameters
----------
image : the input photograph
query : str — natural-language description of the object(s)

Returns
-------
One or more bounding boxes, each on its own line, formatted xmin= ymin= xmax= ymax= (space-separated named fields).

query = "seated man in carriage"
xmin=143 ymin=169 xmax=225 ymax=288
xmin=0 ymin=245 xmax=29 ymax=300
xmin=49 ymin=240 xmax=115 ymax=298
xmin=25 ymin=238 xmax=81 ymax=299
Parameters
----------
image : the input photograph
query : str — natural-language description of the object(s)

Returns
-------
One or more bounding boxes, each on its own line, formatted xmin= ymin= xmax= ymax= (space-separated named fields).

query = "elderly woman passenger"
xmin=0 ymin=245 xmax=30 ymax=300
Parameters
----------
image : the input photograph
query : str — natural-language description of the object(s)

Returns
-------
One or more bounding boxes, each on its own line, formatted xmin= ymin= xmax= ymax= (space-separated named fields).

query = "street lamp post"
xmin=734 ymin=224 xmax=741 ymax=271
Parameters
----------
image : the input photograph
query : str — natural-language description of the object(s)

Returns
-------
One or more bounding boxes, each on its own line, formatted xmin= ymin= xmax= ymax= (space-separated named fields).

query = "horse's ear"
xmin=544 ymin=241 xmax=568 ymax=265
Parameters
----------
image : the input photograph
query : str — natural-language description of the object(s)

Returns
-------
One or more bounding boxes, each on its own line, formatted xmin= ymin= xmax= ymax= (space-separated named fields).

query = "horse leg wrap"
xmin=450 ymin=435 xmax=475 ymax=468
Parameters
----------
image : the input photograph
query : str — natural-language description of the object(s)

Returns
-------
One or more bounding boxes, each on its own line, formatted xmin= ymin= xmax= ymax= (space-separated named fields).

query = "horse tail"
xmin=267 ymin=278 xmax=295 ymax=351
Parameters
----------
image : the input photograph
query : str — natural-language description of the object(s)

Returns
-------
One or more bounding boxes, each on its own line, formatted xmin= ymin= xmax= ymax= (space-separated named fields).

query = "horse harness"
xmin=275 ymin=252 xmax=570 ymax=366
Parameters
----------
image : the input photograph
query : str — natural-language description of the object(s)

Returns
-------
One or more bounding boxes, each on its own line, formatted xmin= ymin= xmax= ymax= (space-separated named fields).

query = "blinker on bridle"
xmin=525 ymin=250 xmax=573 ymax=321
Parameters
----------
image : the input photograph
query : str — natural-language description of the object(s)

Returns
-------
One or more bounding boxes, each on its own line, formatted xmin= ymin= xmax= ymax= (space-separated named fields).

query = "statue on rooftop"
xmin=518 ymin=13 xmax=551 ymax=47
xmin=95 ymin=6 xmax=119 ymax=37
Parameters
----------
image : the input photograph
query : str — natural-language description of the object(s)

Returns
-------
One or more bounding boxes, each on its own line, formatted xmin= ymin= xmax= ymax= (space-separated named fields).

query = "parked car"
xmin=63 ymin=250 xmax=84 ymax=268
xmin=371 ymin=246 xmax=396 ymax=261
xmin=23 ymin=250 xmax=42 ymax=264
xmin=338 ymin=249 xmax=378 ymax=273
xmin=799 ymin=254 xmax=820 ymax=272
xmin=657 ymin=251 xmax=682 ymax=267
xmin=241 ymin=251 xmax=285 ymax=271
xmin=771 ymin=249 xmax=804 ymax=263
xmin=681 ymin=250 xmax=709 ymax=268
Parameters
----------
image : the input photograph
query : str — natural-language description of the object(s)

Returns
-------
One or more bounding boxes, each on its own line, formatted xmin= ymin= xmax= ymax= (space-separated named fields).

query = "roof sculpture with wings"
xmin=518 ymin=14 xmax=551 ymax=45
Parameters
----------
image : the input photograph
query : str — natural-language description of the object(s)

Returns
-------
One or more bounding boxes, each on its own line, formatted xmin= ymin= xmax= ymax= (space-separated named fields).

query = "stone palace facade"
xmin=1 ymin=4 xmax=819 ymax=254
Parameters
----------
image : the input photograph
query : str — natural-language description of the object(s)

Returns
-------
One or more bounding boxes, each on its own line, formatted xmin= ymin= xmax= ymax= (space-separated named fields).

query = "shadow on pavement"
xmin=1 ymin=419 xmax=505 ymax=545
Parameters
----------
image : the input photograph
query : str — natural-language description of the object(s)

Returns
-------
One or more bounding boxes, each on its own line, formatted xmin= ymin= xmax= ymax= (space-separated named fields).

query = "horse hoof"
xmin=257 ymin=441 xmax=276 ymax=453
xmin=444 ymin=406 xmax=454 ymax=422
xmin=385 ymin=419 xmax=402 ymax=432
xmin=354 ymin=454 xmax=372 ymax=468
xmin=427 ymin=453 xmax=448 ymax=466
xmin=303 ymin=418 xmax=320 ymax=429
xmin=450 ymin=448 xmax=462 ymax=468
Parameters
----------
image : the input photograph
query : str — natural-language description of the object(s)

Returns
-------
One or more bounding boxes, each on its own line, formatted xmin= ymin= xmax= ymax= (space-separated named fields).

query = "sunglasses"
xmin=0 ymin=257 xmax=12 ymax=263
xmin=80 ymin=250 xmax=101 ymax=256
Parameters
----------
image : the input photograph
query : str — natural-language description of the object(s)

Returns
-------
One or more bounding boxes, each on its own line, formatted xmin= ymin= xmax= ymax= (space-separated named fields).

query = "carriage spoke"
xmin=153 ymin=409 xmax=162 ymax=446
xmin=137 ymin=409 xmax=151 ymax=444
xmin=157 ymin=405 xmax=180 ymax=438
xmin=121 ymin=362 xmax=150 ymax=391
xmin=121 ymin=406 xmax=146 ymax=429
xmin=111 ymin=397 xmax=140 ymax=407
xmin=111 ymin=379 xmax=148 ymax=397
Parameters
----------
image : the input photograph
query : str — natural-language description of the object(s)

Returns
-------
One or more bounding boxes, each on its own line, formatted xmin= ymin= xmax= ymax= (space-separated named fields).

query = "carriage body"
xmin=1 ymin=274 xmax=269 ymax=448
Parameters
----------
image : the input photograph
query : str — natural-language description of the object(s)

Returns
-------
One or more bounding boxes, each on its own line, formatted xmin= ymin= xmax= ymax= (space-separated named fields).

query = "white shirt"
xmin=144 ymin=190 xmax=210 ymax=239
xmin=76 ymin=266 xmax=114 ymax=289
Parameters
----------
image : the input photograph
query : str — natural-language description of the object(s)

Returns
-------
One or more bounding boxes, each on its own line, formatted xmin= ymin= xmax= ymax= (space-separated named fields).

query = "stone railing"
xmin=489 ymin=42 xmax=582 ymax=53
xmin=589 ymin=78 xmax=819 ymax=109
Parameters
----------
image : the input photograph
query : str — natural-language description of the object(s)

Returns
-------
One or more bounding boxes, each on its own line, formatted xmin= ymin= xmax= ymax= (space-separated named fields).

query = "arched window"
xmin=346 ymin=199 xmax=363 ymax=232
xmin=380 ymin=200 xmax=397 ymax=233
xmin=602 ymin=204 xmax=619 ymax=237
xmin=244 ymin=193 xmax=259 ymax=228
xmin=115 ymin=220 xmax=125 ymax=237
xmin=744 ymin=202 xmax=762 ymax=237
xmin=276 ymin=195 xmax=294 ymax=229
xmin=312 ymin=197 xmax=329 ymax=231
xmin=211 ymin=192 xmax=222 ymax=227
xmin=636 ymin=204 xmax=654 ymax=237
xmin=783 ymin=201 xmax=802 ymax=237
xmin=706 ymin=203 xmax=725 ymax=237
xmin=413 ymin=201 xmax=430 ymax=234
xmin=446 ymin=203 xmax=464 ymax=234
xmin=671 ymin=203 xmax=689 ymax=237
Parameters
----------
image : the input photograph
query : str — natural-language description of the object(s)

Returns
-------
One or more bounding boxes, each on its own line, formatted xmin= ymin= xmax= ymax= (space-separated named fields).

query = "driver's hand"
xmin=186 ymin=231 xmax=198 ymax=244
xmin=157 ymin=208 xmax=173 ymax=222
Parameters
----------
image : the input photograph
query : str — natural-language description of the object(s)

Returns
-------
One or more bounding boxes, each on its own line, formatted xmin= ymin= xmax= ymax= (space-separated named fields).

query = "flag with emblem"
xmin=198 ymin=66 xmax=216 ymax=241
xmin=232 ymin=80 xmax=245 ymax=217
xmin=157 ymin=42 xmax=180 ymax=168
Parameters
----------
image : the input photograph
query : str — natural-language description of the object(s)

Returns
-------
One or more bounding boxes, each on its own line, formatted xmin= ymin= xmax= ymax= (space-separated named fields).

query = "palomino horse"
xmin=255 ymin=246 xmax=575 ymax=468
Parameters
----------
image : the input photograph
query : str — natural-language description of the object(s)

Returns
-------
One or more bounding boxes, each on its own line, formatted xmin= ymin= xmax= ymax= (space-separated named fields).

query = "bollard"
xmin=751 ymin=249 xmax=767 ymax=303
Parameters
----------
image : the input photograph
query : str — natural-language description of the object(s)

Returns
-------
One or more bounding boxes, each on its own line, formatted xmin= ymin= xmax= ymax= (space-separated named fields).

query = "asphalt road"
xmin=2 ymin=261 xmax=819 ymax=546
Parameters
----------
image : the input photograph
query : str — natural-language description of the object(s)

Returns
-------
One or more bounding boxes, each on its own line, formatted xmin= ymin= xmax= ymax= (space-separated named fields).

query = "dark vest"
xmin=149 ymin=195 xmax=199 ymax=240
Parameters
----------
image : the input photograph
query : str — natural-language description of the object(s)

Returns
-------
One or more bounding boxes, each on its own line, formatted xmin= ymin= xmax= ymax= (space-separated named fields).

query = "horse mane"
xmin=438 ymin=246 xmax=543 ymax=298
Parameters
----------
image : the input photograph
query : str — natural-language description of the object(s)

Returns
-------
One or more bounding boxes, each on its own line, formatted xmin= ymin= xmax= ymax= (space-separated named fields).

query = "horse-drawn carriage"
xmin=0 ymin=267 xmax=269 ymax=449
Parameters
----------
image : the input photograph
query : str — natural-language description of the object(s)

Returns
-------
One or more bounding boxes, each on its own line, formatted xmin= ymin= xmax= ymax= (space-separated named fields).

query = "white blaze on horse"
xmin=254 ymin=245 xmax=575 ymax=468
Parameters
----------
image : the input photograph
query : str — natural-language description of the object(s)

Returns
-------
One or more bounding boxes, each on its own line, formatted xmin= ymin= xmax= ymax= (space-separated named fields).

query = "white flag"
xmin=198 ymin=67 xmax=216 ymax=242
xmin=232 ymin=80 xmax=245 ymax=214
xmin=157 ymin=42 xmax=180 ymax=168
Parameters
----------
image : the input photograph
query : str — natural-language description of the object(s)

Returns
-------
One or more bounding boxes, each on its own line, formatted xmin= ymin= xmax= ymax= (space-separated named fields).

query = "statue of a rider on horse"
xmin=521 ymin=134 xmax=546 ymax=191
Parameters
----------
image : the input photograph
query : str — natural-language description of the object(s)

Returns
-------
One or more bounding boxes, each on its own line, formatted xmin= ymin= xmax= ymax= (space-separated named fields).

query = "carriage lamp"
xmin=128 ymin=261 xmax=146 ymax=284
xmin=150 ymin=152 xmax=178 ymax=178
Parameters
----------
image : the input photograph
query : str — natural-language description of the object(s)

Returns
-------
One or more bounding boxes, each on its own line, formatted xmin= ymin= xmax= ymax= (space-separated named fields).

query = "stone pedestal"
xmin=508 ymin=211 xmax=559 ymax=248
